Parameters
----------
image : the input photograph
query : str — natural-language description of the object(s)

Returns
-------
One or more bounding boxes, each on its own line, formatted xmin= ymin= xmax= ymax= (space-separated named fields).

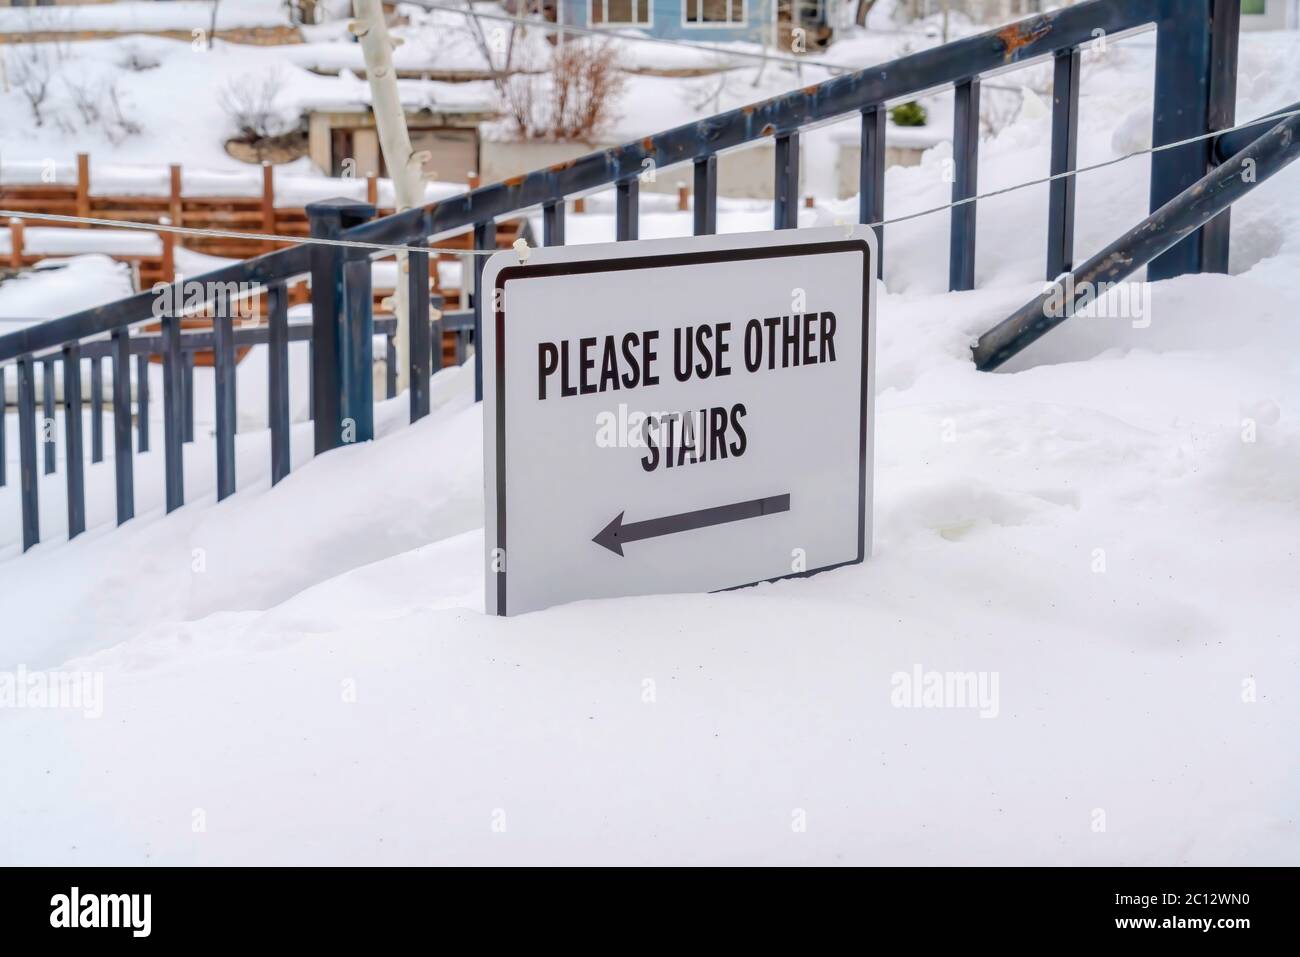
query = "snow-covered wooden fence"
xmin=1 ymin=152 xmax=530 ymax=363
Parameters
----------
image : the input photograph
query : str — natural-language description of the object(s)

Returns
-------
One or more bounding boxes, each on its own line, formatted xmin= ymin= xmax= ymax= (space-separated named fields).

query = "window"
xmin=590 ymin=0 xmax=650 ymax=25
xmin=793 ymin=0 xmax=825 ymax=24
xmin=685 ymin=0 xmax=746 ymax=26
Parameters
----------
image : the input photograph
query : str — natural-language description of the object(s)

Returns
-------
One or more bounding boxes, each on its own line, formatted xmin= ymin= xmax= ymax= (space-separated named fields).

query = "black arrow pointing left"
xmin=592 ymin=494 xmax=791 ymax=556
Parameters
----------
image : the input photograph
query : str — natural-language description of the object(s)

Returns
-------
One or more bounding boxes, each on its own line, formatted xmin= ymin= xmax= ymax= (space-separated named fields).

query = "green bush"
xmin=890 ymin=101 xmax=928 ymax=127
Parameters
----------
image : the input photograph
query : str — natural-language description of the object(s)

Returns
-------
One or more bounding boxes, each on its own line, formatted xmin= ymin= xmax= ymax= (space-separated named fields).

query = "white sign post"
xmin=482 ymin=225 xmax=876 ymax=616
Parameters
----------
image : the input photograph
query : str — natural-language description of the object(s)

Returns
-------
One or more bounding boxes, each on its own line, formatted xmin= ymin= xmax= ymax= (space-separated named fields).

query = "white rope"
xmin=1 ymin=107 xmax=1295 ymax=258
xmin=873 ymin=106 xmax=1300 ymax=229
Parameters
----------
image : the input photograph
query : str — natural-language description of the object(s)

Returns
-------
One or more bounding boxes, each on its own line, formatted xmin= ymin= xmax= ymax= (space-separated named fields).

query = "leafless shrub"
xmin=9 ymin=45 xmax=55 ymax=126
xmin=64 ymin=77 xmax=102 ymax=126
xmin=220 ymin=69 xmax=291 ymax=142
xmin=104 ymin=81 xmax=142 ymax=144
xmin=117 ymin=44 xmax=161 ymax=72
xmin=198 ymin=0 xmax=223 ymax=51
xmin=60 ymin=75 xmax=141 ymax=144
xmin=688 ymin=66 xmax=740 ymax=115
xmin=506 ymin=41 xmax=625 ymax=142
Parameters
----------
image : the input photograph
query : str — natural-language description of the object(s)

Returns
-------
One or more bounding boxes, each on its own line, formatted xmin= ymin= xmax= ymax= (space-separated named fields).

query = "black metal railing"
xmin=974 ymin=108 xmax=1300 ymax=369
xmin=0 ymin=0 xmax=1243 ymax=553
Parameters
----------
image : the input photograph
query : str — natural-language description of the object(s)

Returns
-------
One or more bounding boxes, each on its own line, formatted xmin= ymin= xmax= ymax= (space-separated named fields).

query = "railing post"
xmin=161 ymin=313 xmax=185 ymax=512
xmin=306 ymin=197 xmax=375 ymax=453
xmin=472 ymin=220 xmax=495 ymax=403
xmin=168 ymin=163 xmax=183 ymax=230
xmin=267 ymin=282 xmax=291 ymax=485
xmin=9 ymin=217 xmax=23 ymax=268
xmin=774 ymin=132 xmax=800 ymax=230
xmin=407 ymin=250 xmax=431 ymax=421
xmin=543 ymin=201 xmax=565 ymax=246
xmin=1149 ymin=0 xmax=1240 ymax=280
xmin=17 ymin=355 xmax=39 ymax=550
xmin=429 ymin=293 xmax=445 ymax=375
xmin=135 ymin=352 xmax=149 ymax=453
xmin=111 ymin=328 xmax=134 ymax=525
xmin=307 ymin=337 xmax=315 ymax=421
xmin=261 ymin=160 xmax=276 ymax=251
xmin=693 ymin=156 xmax=717 ymax=236
xmin=342 ymin=247 xmax=375 ymax=443
xmin=859 ymin=106 xmax=885 ymax=278
xmin=76 ymin=153 xmax=90 ymax=224
xmin=62 ymin=342 xmax=85 ymax=539
xmin=41 ymin=357 xmax=56 ymax=475
xmin=950 ymin=77 xmax=981 ymax=292
xmin=213 ymin=288 xmax=237 ymax=500
xmin=384 ymin=331 xmax=397 ymax=400
xmin=615 ymin=179 xmax=638 ymax=241
xmin=182 ymin=348 xmax=194 ymax=443
xmin=1047 ymin=48 xmax=1081 ymax=281
xmin=89 ymin=354 xmax=104 ymax=463
xmin=160 ymin=217 xmax=175 ymax=283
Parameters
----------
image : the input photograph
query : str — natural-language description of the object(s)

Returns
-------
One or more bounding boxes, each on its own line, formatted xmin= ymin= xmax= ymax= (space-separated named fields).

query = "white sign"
xmin=482 ymin=225 xmax=876 ymax=616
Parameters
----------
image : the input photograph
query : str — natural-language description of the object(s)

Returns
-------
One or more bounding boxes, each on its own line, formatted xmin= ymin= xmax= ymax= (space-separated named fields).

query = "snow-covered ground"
xmin=1 ymin=19 xmax=1298 ymax=865
xmin=0 ymin=2 xmax=958 ymax=200
xmin=0 ymin=0 xmax=291 ymax=34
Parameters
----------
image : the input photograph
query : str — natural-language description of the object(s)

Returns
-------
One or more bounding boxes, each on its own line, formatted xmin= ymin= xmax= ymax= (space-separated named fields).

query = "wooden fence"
xmin=1 ymin=153 xmax=529 ymax=364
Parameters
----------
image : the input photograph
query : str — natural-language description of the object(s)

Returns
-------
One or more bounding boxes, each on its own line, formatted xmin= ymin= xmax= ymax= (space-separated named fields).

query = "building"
xmin=306 ymin=104 xmax=496 ymax=183
xmin=299 ymin=78 xmax=500 ymax=183
xmin=894 ymin=0 xmax=1046 ymax=24
xmin=548 ymin=0 xmax=837 ymax=48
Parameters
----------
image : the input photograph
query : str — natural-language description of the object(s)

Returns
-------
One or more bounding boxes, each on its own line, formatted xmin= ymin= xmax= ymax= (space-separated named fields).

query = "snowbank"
xmin=0 ymin=25 xmax=1298 ymax=867
xmin=0 ymin=1 xmax=291 ymax=34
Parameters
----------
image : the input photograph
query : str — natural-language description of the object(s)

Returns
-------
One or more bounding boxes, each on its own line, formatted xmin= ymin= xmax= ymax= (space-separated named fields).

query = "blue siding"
xmin=559 ymin=0 xmax=771 ymax=45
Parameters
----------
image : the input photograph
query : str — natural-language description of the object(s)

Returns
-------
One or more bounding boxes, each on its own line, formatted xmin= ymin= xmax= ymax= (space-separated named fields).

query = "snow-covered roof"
xmin=298 ymin=76 xmax=500 ymax=115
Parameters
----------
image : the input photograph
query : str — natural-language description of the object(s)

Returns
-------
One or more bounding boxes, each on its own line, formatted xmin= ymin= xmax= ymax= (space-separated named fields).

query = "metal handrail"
xmin=0 ymin=0 xmax=1243 ymax=554
xmin=0 ymin=0 xmax=1178 ymax=368
xmin=973 ymin=110 xmax=1300 ymax=370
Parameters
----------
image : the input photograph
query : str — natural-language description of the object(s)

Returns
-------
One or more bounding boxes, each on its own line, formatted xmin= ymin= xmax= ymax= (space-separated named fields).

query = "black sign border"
xmin=493 ymin=238 xmax=873 ymax=616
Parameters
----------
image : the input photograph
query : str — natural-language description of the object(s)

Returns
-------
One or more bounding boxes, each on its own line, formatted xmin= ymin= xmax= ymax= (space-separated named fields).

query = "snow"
xmin=0 ymin=1 xmax=291 ymax=34
xmin=0 ymin=0 xmax=953 ymax=204
xmin=0 ymin=32 xmax=490 ymax=187
xmin=1 ymin=21 xmax=1299 ymax=866
xmin=0 ymin=254 xmax=136 ymax=327
xmin=0 ymin=227 xmax=160 ymax=257
xmin=0 ymin=3 xmax=986 ymax=209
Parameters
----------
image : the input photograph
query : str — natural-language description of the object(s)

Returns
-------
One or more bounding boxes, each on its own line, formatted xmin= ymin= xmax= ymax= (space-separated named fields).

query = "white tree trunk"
xmin=352 ymin=0 xmax=424 ymax=393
